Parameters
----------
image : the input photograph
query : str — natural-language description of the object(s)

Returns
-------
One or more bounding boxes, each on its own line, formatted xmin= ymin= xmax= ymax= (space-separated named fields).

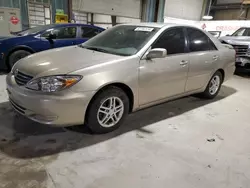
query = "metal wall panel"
xmin=73 ymin=10 xmax=141 ymax=29
xmin=164 ymin=0 xmax=204 ymax=20
xmin=0 ymin=0 xmax=20 ymax=8
xmin=217 ymin=0 xmax=242 ymax=4
xmin=51 ymin=0 xmax=68 ymax=23
xmin=0 ymin=7 xmax=22 ymax=35
xmin=214 ymin=9 xmax=243 ymax=20
xmin=72 ymin=0 xmax=141 ymax=19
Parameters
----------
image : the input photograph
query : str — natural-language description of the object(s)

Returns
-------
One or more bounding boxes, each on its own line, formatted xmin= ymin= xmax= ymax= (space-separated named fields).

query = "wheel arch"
xmin=217 ymin=68 xmax=225 ymax=83
xmin=85 ymin=82 xmax=135 ymax=121
xmin=6 ymin=45 xmax=35 ymax=69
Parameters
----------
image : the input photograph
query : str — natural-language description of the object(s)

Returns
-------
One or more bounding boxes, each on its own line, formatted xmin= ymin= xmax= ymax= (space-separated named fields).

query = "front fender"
xmin=70 ymin=56 xmax=140 ymax=110
xmin=7 ymin=45 xmax=36 ymax=56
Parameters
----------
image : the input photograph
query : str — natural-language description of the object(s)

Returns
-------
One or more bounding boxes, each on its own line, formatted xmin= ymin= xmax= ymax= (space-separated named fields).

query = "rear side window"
xmin=187 ymin=28 xmax=217 ymax=52
xmin=81 ymin=27 xmax=101 ymax=38
xmin=152 ymin=28 xmax=186 ymax=55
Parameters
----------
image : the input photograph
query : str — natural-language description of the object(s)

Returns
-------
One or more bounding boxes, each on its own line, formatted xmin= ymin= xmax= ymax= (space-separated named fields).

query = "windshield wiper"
xmin=78 ymin=45 xmax=128 ymax=56
xmin=79 ymin=45 xmax=110 ymax=53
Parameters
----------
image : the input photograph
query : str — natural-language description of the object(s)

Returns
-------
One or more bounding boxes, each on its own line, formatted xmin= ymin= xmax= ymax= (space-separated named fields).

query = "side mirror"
xmin=46 ymin=33 xmax=56 ymax=40
xmin=146 ymin=48 xmax=167 ymax=59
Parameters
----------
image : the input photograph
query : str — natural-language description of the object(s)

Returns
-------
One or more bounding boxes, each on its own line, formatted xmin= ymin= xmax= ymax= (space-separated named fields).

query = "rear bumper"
xmin=6 ymin=73 xmax=95 ymax=126
xmin=224 ymin=64 xmax=236 ymax=82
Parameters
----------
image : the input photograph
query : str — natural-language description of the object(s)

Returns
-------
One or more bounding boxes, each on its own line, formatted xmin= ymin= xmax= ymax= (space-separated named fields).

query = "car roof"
xmin=49 ymin=23 xmax=105 ymax=30
xmin=121 ymin=22 xmax=198 ymax=29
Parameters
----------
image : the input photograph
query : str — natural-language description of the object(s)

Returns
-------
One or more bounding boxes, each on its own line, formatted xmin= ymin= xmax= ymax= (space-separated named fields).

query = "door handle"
xmin=213 ymin=55 xmax=218 ymax=61
xmin=180 ymin=60 xmax=188 ymax=66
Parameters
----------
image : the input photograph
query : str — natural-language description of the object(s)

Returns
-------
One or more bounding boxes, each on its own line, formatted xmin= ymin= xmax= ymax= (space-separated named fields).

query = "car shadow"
xmin=0 ymin=85 xmax=237 ymax=159
xmin=0 ymin=71 xmax=7 ymax=76
xmin=235 ymin=69 xmax=250 ymax=78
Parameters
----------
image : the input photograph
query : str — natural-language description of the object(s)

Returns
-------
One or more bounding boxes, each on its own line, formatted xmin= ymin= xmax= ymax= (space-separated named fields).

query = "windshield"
xmin=17 ymin=25 xmax=56 ymax=36
xmin=232 ymin=28 xmax=250 ymax=36
xmin=80 ymin=25 xmax=159 ymax=56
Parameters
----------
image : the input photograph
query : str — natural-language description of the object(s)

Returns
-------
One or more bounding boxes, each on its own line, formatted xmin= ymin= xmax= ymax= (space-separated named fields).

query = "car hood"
xmin=220 ymin=36 xmax=250 ymax=45
xmin=0 ymin=36 xmax=14 ymax=41
xmin=14 ymin=46 xmax=126 ymax=78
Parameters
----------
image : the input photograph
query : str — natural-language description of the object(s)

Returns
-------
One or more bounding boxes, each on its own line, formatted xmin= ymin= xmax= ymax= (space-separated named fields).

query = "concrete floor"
xmin=0 ymin=73 xmax=249 ymax=188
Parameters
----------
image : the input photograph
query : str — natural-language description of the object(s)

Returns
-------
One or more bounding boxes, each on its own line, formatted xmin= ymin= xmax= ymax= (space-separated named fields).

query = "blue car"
xmin=0 ymin=23 xmax=105 ymax=70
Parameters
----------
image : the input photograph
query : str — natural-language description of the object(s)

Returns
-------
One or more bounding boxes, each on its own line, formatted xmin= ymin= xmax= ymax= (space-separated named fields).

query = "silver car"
xmin=220 ymin=27 xmax=250 ymax=71
xmin=6 ymin=23 xmax=235 ymax=133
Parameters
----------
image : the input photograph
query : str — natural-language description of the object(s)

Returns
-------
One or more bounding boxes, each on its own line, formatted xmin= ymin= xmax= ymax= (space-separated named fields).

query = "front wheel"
xmin=86 ymin=87 xmax=129 ymax=134
xmin=201 ymin=71 xmax=223 ymax=99
xmin=8 ymin=50 xmax=31 ymax=70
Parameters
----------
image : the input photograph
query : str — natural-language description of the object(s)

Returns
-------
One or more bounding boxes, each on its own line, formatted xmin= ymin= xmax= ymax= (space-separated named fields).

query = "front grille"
xmin=9 ymin=98 xmax=26 ymax=114
xmin=14 ymin=71 xmax=33 ymax=86
xmin=231 ymin=45 xmax=249 ymax=56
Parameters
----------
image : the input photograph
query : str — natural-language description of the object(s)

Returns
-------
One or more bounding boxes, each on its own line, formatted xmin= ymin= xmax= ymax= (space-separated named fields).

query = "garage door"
xmin=28 ymin=1 xmax=51 ymax=27
xmin=73 ymin=0 xmax=141 ymax=19
xmin=164 ymin=0 xmax=204 ymax=20
xmin=73 ymin=11 xmax=87 ymax=24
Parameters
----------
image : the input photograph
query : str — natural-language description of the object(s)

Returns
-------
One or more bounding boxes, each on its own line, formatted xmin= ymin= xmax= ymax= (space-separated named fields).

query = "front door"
xmin=51 ymin=26 xmax=78 ymax=48
xmin=139 ymin=28 xmax=189 ymax=105
xmin=39 ymin=26 xmax=78 ymax=51
xmin=185 ymin=28 xmax=220 ymax=92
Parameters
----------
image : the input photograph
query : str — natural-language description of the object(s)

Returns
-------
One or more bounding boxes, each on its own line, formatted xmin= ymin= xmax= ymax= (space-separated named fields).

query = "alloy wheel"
xmin=209 ymin=75 xmax=220 ymax=95
xmin=97 ymin=97 xmax=124 ymax=128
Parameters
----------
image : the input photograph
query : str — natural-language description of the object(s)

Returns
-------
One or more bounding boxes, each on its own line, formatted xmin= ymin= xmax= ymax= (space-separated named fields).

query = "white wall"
xmin=164 ymin=17 xmax=248 ymax=37
xmin=164 ymin=0 xmax=204 ymax=21
xmin=92 ymin=14 xmax=140 ymax=29
xmin=93 ymin=15 xmax=140 ymax=29
xmin=199 ymin=20 xmax=250 ymax=36
xmin=164 ymin=17 xmax=198 ymax=25
xmin=72 ymin=0 xmax=141 ymax=19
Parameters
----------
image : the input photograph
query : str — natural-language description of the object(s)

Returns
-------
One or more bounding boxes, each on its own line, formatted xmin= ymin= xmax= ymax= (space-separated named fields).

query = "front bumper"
xmin=6 ymin=74 xmax=95 ymax=126
xmin=235 ymin=56 xmax=250 ymax=71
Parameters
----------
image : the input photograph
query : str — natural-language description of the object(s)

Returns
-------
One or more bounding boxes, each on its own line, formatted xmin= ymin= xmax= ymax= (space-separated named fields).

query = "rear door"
xmin=185 ymin=27 xmax=220 ymax=92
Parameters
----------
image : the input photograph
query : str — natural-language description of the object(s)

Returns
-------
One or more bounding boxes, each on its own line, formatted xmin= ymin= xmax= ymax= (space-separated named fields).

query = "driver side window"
xmin=41 ymin=27 xmax=77 ymax=39
xmin=152 ymin=28 xmax=186 ymax=55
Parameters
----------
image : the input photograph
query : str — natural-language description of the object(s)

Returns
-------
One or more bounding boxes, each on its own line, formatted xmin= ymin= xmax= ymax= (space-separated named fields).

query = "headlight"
xmin=26 ymin=75 xmax=82 ymax=92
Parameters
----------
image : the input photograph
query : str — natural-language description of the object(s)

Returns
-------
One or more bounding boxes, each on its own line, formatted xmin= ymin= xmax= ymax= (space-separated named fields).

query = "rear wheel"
xmin=86 ymin=87 xmax=129 ymax=134
xmin=8 ymin=50 xmax=31 ymax=70
xmin=200 ymin=71 xmax=223 ymax=99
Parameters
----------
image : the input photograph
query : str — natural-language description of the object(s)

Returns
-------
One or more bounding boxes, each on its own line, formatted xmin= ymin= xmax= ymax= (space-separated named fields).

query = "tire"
xmin=8 ymin=50 xmax=31 ymax=70
xmin=86 ymin=86 xmax=129 ymax=134
xmin=200 ymin=71 xmax=223 ymax=99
